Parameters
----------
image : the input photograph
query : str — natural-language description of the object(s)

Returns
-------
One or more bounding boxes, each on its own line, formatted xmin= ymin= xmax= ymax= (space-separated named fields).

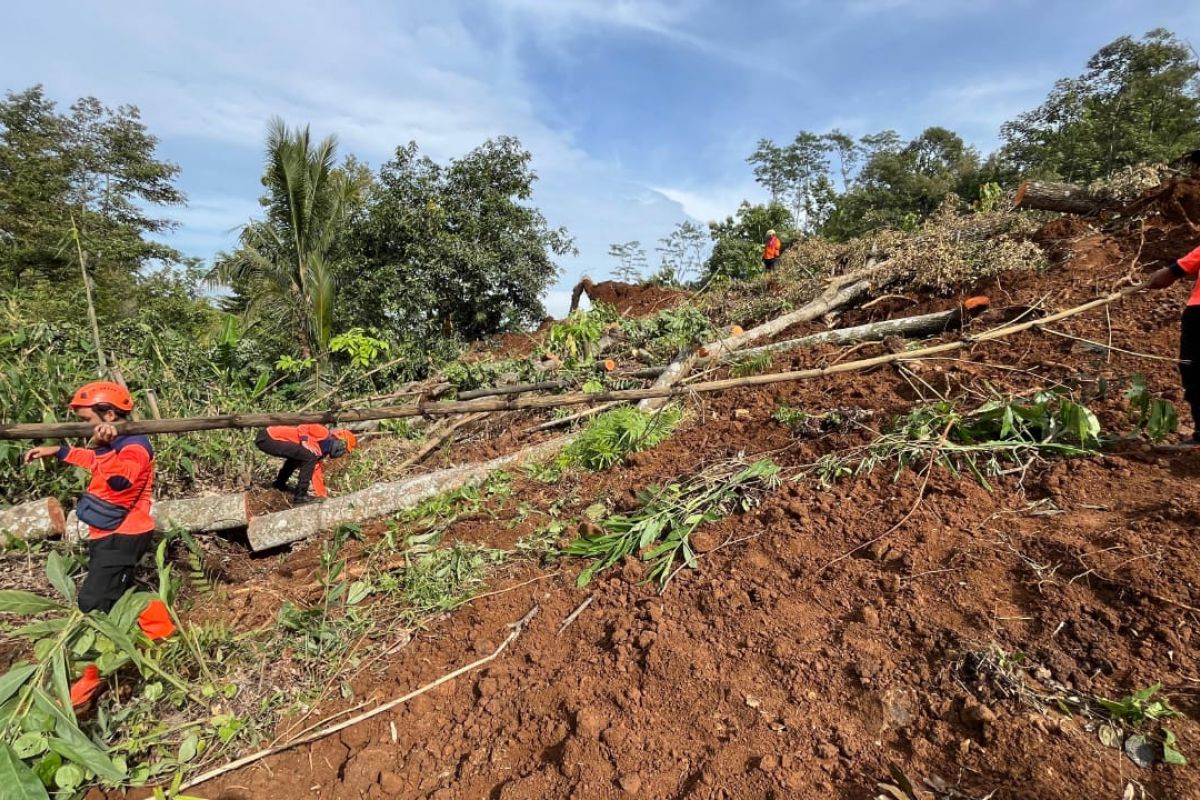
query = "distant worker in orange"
xmin=255 ymin=425 xmax=357 ymax=503
xmin=762 ymin=229 xmax=782 ymax=271
xmin=23 ymin=382 xmax=156 ymax=612
xmin=1147 ymin=242 xmax=1200 ymax=441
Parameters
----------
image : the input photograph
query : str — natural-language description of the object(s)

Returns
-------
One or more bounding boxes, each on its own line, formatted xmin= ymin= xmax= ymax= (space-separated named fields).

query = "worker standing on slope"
xmin=23 ymin=382 xmax=158 ymax=612
xmin=762 ymin=229 xmax=782 ymax=271
xmin=1147 ymin=242 xmax=1200 ymax=441
xmin=255 ymin=424 xmax=356 ymax=504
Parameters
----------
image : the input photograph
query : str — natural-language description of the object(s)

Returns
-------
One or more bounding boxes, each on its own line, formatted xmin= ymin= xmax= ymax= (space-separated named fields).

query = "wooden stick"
xmin=458 ymin=380 xmax=569 ymax=400
xmin=396 ymin=412 xmax=491 ymax=472
xmin=557 ymin=595 xmax=593 ymax=635
xmin=530 ymin=402 xmax=622 ymax=433
xmin=177 ymin=605 xmax=540 ymax=792
xmin=0 ymin=288 xmax=1141 ymax=441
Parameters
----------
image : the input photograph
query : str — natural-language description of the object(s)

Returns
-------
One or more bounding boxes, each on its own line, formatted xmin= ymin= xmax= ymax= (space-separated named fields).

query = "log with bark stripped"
xmin=0 ymin=498 xmax=65 ymax=542
xmin=246 ymin=435 xmax=574 ymax=551
xmin=1012 ymin=180 xmax=1111 ymax=215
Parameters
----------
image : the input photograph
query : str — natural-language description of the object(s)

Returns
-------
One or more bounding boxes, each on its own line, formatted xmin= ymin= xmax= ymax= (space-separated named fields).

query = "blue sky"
xmin=4 ymin=1 xmax=1198 ymax=316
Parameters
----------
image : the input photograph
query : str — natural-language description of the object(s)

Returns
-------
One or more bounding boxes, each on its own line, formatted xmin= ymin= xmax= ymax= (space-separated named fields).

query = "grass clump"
xmin=560 ymin=406 xmax=682 ymax=471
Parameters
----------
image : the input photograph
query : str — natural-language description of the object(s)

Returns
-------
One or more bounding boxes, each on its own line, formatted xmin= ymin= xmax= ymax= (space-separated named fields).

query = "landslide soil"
xmin=99 ymin=181 xmax=1200 ymax=799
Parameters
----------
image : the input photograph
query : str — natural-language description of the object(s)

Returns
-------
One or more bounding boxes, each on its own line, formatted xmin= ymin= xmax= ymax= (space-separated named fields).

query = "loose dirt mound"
xmin=90 ymin=183 xmax=1200 ymax=800
xmin=576 ymin=279 xmax=690 ymax=317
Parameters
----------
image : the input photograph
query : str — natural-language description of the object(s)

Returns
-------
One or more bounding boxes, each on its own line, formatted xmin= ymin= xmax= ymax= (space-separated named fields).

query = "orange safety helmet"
xmin=333 ymin=429 xmax=358 ymax=453
xmin=70 ymin=381 xmax=134 ymax=412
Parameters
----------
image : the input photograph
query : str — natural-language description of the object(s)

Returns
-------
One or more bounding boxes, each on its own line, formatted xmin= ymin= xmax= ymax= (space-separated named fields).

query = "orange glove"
xmin=70 ymin=665 xmax=103 ymax=708
xmin=138 ymin=599 xmax=176 ymax=641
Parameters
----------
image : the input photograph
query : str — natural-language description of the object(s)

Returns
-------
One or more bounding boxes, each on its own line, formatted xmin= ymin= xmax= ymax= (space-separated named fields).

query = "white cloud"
xmin=649 ymin=183 xmax=764 ymax=225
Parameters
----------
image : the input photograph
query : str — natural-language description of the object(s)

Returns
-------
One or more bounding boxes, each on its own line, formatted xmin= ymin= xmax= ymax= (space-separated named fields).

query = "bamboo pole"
xmin=0 ymin=288 xmax=1140 ymax=442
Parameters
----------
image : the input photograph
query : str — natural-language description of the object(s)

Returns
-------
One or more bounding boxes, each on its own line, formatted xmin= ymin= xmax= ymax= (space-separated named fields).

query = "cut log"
xmin=0 ymin=498 xmax=65 ymax=542
xmin=154 ymin=494 xmax=250 ymax=533
xmin=246 ymin=435 xmax=574 ymax=551
xmin=732 ymin=298 xmax=989 ymax=360
xmin=63 ymin=494 xmax=251 ymax=543
xmin=1013 ymin=180 xmax=1110 ymax=215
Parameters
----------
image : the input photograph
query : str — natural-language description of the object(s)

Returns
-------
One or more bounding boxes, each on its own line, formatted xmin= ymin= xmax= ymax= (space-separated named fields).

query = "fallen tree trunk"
xmin=733 ymin=298 xmax=989 ymax=360
xmin=0 ymin=498 xmax=65 ymax=542
xmin=246 ymin=436 xmax=574 ymax=551
xmin=65 ymin=494 xmax=253 ymax=542
xmin=1013 ymin=180 xmax=1111 ymax=215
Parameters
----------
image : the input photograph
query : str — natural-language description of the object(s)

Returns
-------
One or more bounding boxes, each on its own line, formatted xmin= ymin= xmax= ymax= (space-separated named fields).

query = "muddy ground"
xmin=86 ymin=181 xmax=1200 ymax=799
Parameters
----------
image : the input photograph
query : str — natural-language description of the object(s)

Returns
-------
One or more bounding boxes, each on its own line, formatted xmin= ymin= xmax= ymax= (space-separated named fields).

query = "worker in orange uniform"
xmin=255 ymin=425 xmax=357 ymax=503
xmin=24 ymin=382 xmax=157 ymax=613
xmin=1147 ymin=243 xmax=1200 ymax=441
xmin=762 ymin=229 xmax=782 ymax=271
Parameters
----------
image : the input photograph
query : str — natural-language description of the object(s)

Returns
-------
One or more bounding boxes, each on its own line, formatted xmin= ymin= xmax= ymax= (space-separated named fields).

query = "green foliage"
xmin=328 ymin=328 xmax=390 ymax=369
xmin=212 ymin=117 xmax=364 ymax=365
xmin=566 ymin=459 xmax=780 ymax=586
xmin=340 ymin=136 xmax=575 ymax=347
xmin=547 ymin=309 xmax=605 ymax=365
xmin=442 ymin=358 xmax=538 ymax=393
xmin=703 ymin=202 xmax=795 ymax=283
xmin=1097 ymin=684 xmax=1180 ymax=726
xmin=820 ymin=392 xmax=1102 ymax=490
xmin=560 ymin=406 xmax=682 ymax=471
xmin=1125 ymin=375 xmax=1179 ymax=442
xmin=653 ymin=221 xmax=709 ymax=286
xmin=729 ymin=351 xmax=772 ymax=378
xmin=401 ymin=541 xmax=507 ymax=614
xmin=999 ymin=29 xmax=1200 ymax=182
xmin=617 ymin=306 xmax=718 ymax=361
xmin=608 ymin=241 xmax=648 ymax=283
xmin=0 ymin=86 xmax=184 ymax=305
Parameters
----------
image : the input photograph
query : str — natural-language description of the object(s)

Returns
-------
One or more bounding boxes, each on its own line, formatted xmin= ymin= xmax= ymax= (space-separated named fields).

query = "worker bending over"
xmin=23 ymin=382 xmax=156 ymax=613
xmin=762 ymin=229 xmax=781 ymax=271
xmin=1147 ymin=242 xmax=1200 ymax=441
xmin=255 ymin=424 xmax=356 ymax=503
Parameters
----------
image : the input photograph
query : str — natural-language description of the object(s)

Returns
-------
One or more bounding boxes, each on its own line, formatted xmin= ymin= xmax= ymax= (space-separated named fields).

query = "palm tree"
xmin=214 ymin=118 xmax=359 ymax=364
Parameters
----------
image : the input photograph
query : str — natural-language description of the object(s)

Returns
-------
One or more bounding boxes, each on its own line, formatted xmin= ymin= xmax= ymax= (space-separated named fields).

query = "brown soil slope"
xmin=103 ymin=180 xmax=1200 ymax=800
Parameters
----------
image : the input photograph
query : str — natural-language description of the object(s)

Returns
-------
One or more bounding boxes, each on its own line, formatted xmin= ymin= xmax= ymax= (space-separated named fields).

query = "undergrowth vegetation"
xmin=566 ymin=458 xmax=780 ymax=587
xmin=559 ymin=406 xmax=683 ymax=471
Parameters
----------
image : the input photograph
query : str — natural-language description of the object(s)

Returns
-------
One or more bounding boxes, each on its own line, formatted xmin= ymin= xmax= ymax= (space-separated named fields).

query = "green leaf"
xmin=346 ymin=581 xmax=372 ymax=606
xmin=32 ymin=752 xmax=61 ymax=788
xmin=178 ymin=733 xmax=198 ymax=763
xmin=12 ymin=732 xmax=48 ymax=759
xmin=1163 ymin=729 xmax=1188 ymax=765
xmin=0 ymin=590 xmax=64 ymax=616
xmin=46 ymin=552 xmax=75 ymax=604
xmin=33 ymin=690 xmax=125 ymax=782
xmin=10 ymin=620 xmax=69 ymax=639
xmin=49 ymin=650 xmax=76 ymax=727
xmin=54 ymin=762 xmax=85 ymax=791
xmin=0 ymin=743 xmax=50 ymax=800
xmin=0 ymin=662 xmax=38 ymax=707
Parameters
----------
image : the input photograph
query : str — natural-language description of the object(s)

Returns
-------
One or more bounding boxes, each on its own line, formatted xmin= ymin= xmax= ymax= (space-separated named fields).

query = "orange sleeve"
xmin=310 ymin=462 xmax=327 ymax=497
xmin=60 ymin=447 xmax=97 ymax=471
xmin=297 ymin=424 xmax=331 ymax=441
xmin=1178 ymin=245 xmax=1200 ymax=275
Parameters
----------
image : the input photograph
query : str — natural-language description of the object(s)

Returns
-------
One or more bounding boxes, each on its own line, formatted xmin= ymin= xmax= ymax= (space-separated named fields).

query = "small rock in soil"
xmin=575 ymin=706 xmax=608 ymax=737
xmin=758 ymin=754 xmax=779 ymax=773
xmin=1124 ymin=734 xmax=1156 ymax=768
xmin=619 ymin=773 xmax=642 ymax=794
xmin=379 ymin=772 xmax=406 ymax=795
xmin=860 ymin=606 xmax=880 ymax=627
xmin=734 ymin=408 xmax=751 ymax=420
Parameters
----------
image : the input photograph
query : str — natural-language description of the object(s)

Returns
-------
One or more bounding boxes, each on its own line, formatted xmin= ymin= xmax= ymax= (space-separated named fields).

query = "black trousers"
xmin=1180 ymin=306 xmax=1200 ymax=436
xmin=79 ymin=532 xmax=154 ymax=613
xmin=255 ymin=430 xmax=319 ymax=492
xmin=763 ymin=257 xmax=778 ymax=271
